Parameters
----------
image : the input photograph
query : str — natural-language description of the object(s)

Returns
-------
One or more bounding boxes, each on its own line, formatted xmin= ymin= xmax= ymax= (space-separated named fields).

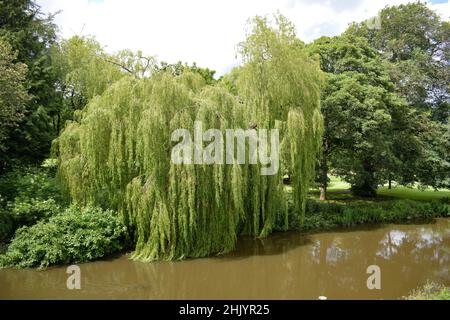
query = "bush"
xmin=0 ymin=162 xmax=63 ymax=204
xmin=0 ymin=205 xmax=127 ymax=269
xmin=404 ymin=282 xmax=450 ymax=300
xmin=0 ymin=209 xmax=14 ymax=243
xmin=0 ymin=161 xmax=65 ymax=242
xmin=299 ymin=199 xmax=449 ymax=231
xmin=8 ymin=198 xmax=60 ymax=227
xmin=0 ymin=198 xmax=60 ymax=242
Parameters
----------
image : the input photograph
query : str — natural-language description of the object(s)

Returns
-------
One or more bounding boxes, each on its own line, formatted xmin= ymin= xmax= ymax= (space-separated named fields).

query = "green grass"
xmin=378 ymin=186 xmax=450 ymax=201
xmin=404 ymin=282 xmax=450 ymax=300
xmin=327 ymin=176 xmax=351 ymax=191
xmin=309 ymin=176 xmax=450 ymax=202
xmin=282 ymin=176 xmax=450 ymax=235
xmin=309 ymin=175 xmax=351 ymax=193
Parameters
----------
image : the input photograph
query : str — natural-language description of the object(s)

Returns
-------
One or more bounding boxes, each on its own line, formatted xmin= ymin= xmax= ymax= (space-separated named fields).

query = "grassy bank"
xmin=296 ymin=199 xmax=449 ymax=232
xmin=284 ymin=177 xmax=450 ymax=232
xmin=2 ymin=168 xmax=449 ymax=269
xmin=310 ymin=176 xmax=450 ymax=202
xmin=378 ymin=187 xmax=450 ymax=202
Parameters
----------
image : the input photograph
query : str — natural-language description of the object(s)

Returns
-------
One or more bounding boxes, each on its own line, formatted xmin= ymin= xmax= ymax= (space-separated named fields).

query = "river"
xmin=0 ymin=218 xmax=449 ymax=300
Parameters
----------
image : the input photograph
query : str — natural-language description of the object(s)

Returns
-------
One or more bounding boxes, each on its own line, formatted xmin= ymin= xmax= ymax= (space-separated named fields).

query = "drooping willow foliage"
xmin=56 ymin=15 xmax=323 ymax=261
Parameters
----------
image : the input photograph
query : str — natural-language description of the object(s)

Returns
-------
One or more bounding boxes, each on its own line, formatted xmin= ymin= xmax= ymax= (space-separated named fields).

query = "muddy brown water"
xmin=0 ymin=219 xmax=449 ymax=300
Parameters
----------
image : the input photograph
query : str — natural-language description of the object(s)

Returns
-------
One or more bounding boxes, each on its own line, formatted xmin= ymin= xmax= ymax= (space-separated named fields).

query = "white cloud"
xmin=37 ymin=0 xmax=449 ymax=76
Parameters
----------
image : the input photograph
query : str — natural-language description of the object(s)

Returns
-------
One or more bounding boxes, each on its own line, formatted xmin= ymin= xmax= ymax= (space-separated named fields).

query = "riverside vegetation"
xmin=0 ymin=160 xmax=448 ymax=269
xmin=0 ymin=2 xmax=448 ymax=303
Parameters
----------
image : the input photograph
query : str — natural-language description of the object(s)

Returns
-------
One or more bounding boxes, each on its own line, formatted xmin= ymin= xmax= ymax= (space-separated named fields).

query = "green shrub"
xmin=0 ymin=163 xmax=63 ymax=204
xmin=429 ymin=201 xmax=450 ymax=217
xmin=0 ymin=161 xmax=65 ymax=242
xmin=404 ymin=282 xmax=450 ymax=300
xmin=0 ymin=205 xmax=127 ymax=269
xmin=299 ymin=199 xmax=449 ymax=231
xmin=8 ymin=198 xmax=60 ymax=227
xmin=387 ymin=200 xmax=449 ymax=220
xmin=0 ymin=198 xmax=60 ymax=242
xmin=302 ymin=213 xmax=335 ymax=230
xmin=0 ymin=209 xmax=14 ymax=243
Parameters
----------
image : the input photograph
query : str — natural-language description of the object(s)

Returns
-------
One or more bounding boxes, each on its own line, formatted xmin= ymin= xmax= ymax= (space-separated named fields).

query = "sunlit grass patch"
xmin=378 ymin=186 xmax=450 ymax=201
xmin=404 ymin=282 xmax=450 ymax=300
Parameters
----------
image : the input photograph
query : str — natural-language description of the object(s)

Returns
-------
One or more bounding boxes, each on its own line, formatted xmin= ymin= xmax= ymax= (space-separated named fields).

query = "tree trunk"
xmin=56 ymin=112 xmax=61 ymax=135
xmin=352 ymin=159 xmax=377 ymax=197
xmin=388 ymin=177 xmax=392 ymax=190
xmin=319 ymin=151 xmax=328 ymax=201
xmin=319 ymin=185 xmax=327 ymax=201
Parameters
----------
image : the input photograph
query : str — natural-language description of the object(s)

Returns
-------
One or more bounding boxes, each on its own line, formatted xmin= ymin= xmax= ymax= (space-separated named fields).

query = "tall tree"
xmin=0 ymin=40 xmax=29 ymax=151
xmin=308 ymin=35 xmax=409 ymax=198
xmin=157 ymin=61 xmax=217 ymax=85
xmin=346 ymin=1 xmax=450 ymax=122
xmin=57 ymin=14 xmax=323 ymax=261
xmin=346 ymin=2 xmax=450 ymax=189
xmin=50 ymin=36 xmax=126 ymax=132
xmin=0 ymin=0 xmax=58 ymax=169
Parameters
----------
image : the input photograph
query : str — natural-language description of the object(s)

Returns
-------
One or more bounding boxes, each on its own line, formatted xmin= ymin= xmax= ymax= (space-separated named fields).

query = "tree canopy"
xmin=308 ymin=35 xmax=408 ymax=197
xmin=0 ymin=0 xmax=58 ymax=169
xmin=347 ymin=2 xmax=450 ymax=190
xmin=0 ymin=40 xmax=29 ymax=151
xmin=56 ymin=14 xmax=323 ymax=261
xmin=1 ymin=1 xmax=449 ymax=265
xmin=346 ymin=1 xmax=450 ymax=122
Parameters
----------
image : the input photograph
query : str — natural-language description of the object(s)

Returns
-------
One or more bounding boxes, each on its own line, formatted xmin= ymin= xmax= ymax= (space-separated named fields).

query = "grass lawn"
xmin=327 ymin=175 xmax=351 ymax=191
xmin=307 ymin=176 xmax=450 ymax=202
xmin=378 ymin=186 xmax=450 ymax=201
xmin=308 ymin=175 xmax=351 ymax=193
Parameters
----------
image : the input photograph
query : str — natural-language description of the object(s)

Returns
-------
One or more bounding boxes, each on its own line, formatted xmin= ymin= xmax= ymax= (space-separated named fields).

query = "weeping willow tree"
xmin=56 ymin=14 xmax=323 ymax=261
xmin=237 ymin=15 xmax=324 ymax=227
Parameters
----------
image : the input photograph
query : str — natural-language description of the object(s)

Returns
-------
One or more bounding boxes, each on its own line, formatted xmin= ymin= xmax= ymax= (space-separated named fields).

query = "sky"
xmin=37 ymin=0 xmax=450 ymax=77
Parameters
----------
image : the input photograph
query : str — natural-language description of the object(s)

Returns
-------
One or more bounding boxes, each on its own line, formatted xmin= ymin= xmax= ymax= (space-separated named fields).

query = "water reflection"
xmin=0 ymin=219 xmax=448 ymax=300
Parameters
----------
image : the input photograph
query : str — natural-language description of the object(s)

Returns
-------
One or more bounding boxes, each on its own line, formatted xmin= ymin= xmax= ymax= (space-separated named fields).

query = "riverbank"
xmin=308 ymin=176 xmax=450 ymax=202
xmin=404 ymin=282 xmax=450 ymax=300
xmin=1 ymin=171 xmax=448 ymax=272
xmin=282 ymin=183 xmax=450 ymax=232
xmin=1 ymin=190 xmax=449 ymax=270
xmin=1 ymin=218 xmax=448 ymax=300
xmin=298 ymin=198 xmax=449 ymax=232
